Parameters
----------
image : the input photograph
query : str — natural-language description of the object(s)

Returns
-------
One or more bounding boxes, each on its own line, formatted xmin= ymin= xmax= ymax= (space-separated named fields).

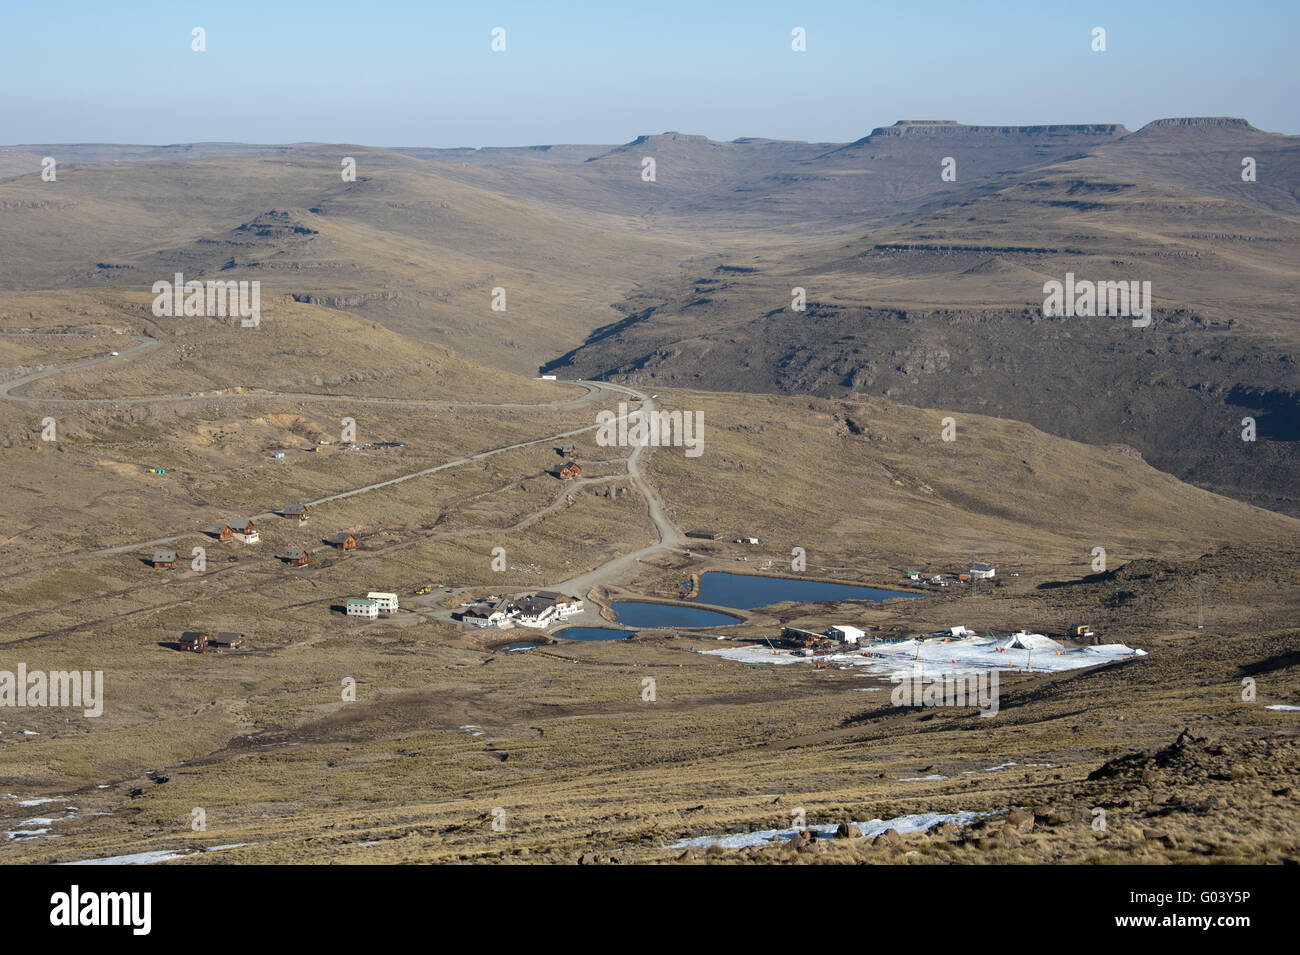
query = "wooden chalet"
xmin=230 ymin=519 xmax=257 ymax=536
xmin=179 ymin=631 xmax=208 ymax=652
xmin=327 ymin=533 xmax=358 ymax=550
xmin=212 ymin=523 xmax=233 ymax=542
xmin=152 ymin=550 xmax=179 ymax=569
xmin=281 ymin=504 xmax=309 ymax=522
xmin=557 ymin=461 xmax=582 ymax=479
xmin=210 ymin=632 xmax=245 ymax=650
xmin=286 ymin=548 xmax=310 ymax=567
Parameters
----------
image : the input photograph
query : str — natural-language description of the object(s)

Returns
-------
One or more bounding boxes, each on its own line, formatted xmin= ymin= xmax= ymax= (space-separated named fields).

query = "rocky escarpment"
xmin=865 ymin=120 xmax=1130 ymax=138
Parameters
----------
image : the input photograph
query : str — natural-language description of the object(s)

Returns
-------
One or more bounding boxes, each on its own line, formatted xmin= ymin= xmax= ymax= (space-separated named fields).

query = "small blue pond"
xmin=555 ymin=627 xmax=633 ymax=641
xmin=694 ymin=572 xmax=923 ymax=611
xmin=610 ymin=601 xmax=741 ymax=629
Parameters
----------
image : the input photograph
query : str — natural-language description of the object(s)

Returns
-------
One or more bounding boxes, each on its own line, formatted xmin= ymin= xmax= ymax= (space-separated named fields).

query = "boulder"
xmin=1007 ymin=808 xmax=1034 ymax=831
xmin=872 ymin=828 xmax=902 ymax=847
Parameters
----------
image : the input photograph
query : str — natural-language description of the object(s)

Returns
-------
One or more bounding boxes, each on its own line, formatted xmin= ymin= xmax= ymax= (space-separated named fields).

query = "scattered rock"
xmin=1141 ymin=829 xmax=1178 ymax=849
xmin=872 ymin=828 xmax=901 ymax=847
xmin=1007 ymin=808 xmax=1034 ymax=832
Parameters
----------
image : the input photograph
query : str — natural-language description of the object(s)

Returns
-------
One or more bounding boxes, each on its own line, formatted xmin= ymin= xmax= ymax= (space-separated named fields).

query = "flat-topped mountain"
xmin=1137 ymin=116 xmax=1258 ymax=130
xmin=860 ymin=119 xmax=1130 ymax=138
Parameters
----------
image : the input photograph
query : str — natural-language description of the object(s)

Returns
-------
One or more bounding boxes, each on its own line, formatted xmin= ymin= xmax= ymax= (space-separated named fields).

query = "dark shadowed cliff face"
xmin=545 ymin=299 xmax=1300 ymax=516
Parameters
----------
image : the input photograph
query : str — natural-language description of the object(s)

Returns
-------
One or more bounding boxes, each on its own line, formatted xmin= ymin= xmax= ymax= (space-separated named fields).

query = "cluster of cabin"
xmin=552 ymin=443 xmax=582 ymax=479
xmin=458 ymin=591 xmax=583 ymax=629
xmin=149 ymin=508 xmax=361 ymax=571
xmin=178 ymin=631 xmax=246 ymax=653
xmin=211 ymin=518 xmax=260 ymax=544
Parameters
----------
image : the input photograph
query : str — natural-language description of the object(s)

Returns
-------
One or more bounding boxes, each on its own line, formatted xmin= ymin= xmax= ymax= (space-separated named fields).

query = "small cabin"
xmin=179 ymin=631 xmax=208 ymax=652
xmin=557 ymin=461 xmax=582 ymax=479
xmin=152 ymin=550 xmax=179 ymax=569
xmin=210 ymin=632 xmax=245 ymax=651
xmin=281 ymin=504 xmax=309 ymax=522
xmin=212 ymin=523 xmax=233 ymax=542
xmin=559 ymin=444 xmax=576 ymax=457
xmin=328 ymin=533 xmax=358 ymax=550
xmin=286 ymin=548 xmax=309 ymax=567
xmin=231 ymin=519 xmax=256 ymax=536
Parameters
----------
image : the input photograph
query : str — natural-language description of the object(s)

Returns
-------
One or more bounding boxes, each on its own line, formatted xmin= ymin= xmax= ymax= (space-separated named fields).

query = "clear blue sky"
xmin=2 ymin=0 xmax=1296 ymax=146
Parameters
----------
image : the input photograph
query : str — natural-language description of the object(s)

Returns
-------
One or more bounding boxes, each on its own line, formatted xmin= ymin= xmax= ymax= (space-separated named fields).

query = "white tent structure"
xmin=826 ymin=625 xmax=866 ymax=644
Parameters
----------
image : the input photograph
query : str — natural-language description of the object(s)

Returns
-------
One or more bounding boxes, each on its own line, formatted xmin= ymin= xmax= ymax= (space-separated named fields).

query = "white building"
xmin=553 ymin=595 xmax=583 ymax=618
xmin=825 ymin=625 xmax=865 ymax=645
xmin=367 ymin=591 xmax=399 ymax=614
xmin=970 ymin=563 xmax=996 ymax=580
xmin=515 ymin=604 xmax=559 ymax=628
xmin=346 ymin=598 xmax=379 ymax=619
xmin=233 ymin=530 xmax=260 ymax=543
xmin=463 ymin=602 xmax=512 ymax=628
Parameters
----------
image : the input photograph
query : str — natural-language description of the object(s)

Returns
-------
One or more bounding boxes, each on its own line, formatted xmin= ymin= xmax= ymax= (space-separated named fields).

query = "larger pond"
xmin=694 ymin=572 xmax=923 ymax=611
xmin=610 ymin=601 xmax=741 ymax=629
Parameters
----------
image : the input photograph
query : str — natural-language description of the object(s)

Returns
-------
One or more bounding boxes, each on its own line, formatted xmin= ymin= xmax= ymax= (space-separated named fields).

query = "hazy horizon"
xmin=3 ymin=0 xmax=1297 ymax=145
xmin=3 ymin=112 xmax=1293 ymax=152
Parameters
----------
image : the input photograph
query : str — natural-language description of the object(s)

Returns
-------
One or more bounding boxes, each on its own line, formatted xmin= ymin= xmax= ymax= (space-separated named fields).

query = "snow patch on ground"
xmin=667 ymin=810 xmax=988 ymax=850
xmin=6 ymin=828 xmax=50 ymax=840
xmin=61 ymin=843 xmax=253 ymax=865
xmin=706 ymin=633 xmax=1145 ymax=678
